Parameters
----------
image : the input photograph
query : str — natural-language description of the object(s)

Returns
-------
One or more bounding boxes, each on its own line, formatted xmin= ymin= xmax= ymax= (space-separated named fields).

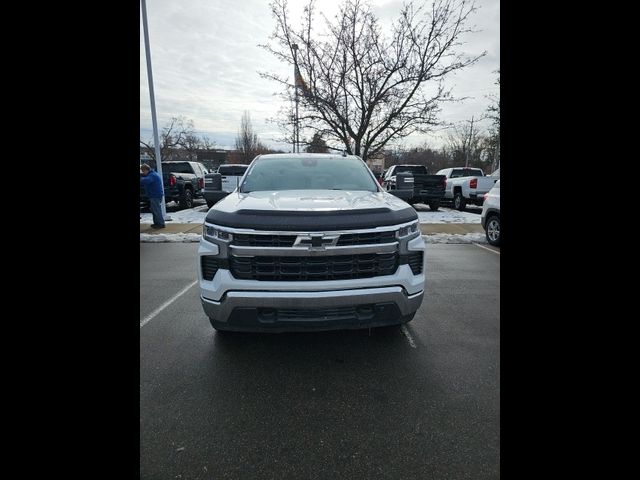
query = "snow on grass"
xmin=140 ymin=233 xmax=201 ymax=242
xmin=414 ymin=205 xmax=481 ymax=224
xmin=422 ymin=233 xmax=487 ymax=244
xmin=140 ymin=204 xmax=208 ymax=224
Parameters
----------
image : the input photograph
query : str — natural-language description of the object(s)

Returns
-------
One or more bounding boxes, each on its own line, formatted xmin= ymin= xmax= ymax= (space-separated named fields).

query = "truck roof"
xmin=255 ymin=153 xmax=360 ymax=161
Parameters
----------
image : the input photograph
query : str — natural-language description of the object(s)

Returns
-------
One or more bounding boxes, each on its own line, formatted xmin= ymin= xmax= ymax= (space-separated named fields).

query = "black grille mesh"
xmin=259 ymin=305 xmax=375 ymax=322
xmin=232 ymin=234 xmax=296 ymax=247
xmin=201 ymin=256 xmax=220 ymax=281
xmin=336 ymin=231 xmax=396 ymax=246
xmin=406 ymin=252 xmax=423 ymax=275
xmin=230 ymin=253 xmax=398 ymax=281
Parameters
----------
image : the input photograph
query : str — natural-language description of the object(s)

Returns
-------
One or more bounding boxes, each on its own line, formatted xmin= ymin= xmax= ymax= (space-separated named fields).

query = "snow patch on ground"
xmin=414 ymin=205 xmax=481 ymax=224
xmin=140 ymin=233 xmax=201 ymax=243
xmin=423 ymin=233 xmax=487 ymax=244
xmin=140 ymin=205 xmax=208 ymax=224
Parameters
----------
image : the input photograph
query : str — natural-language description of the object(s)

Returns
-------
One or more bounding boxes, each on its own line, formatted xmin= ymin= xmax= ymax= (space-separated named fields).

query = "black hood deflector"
xmin=205 ymin=207 xmax=418 ymax=231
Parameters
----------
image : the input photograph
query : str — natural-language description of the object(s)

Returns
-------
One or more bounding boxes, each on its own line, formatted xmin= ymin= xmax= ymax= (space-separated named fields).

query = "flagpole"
xmin=141 ymin=0 xmax=170 ymax=220
xmin=292 ymin=44 xmax=299 ymax=153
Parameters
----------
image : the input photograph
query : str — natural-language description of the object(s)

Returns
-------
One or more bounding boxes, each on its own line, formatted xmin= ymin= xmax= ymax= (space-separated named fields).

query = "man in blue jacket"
xmin=140 ymin=163 xmax=165 ymax=229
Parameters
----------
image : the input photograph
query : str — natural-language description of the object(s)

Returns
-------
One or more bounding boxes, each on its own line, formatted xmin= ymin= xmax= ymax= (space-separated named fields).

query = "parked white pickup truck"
xmin=436 ymin=167 xmax=499 ymax=210
xmin=199 ymin=153 xmax=426 ymax=333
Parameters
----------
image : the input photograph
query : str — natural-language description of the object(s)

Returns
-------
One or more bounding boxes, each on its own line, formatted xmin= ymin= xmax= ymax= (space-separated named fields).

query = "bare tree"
xmin=446 ymin=119 xmax=485 ymax=168
xmin=485 ymin=70 xmax=500 ymax=172
xmin=393 ymin=141 xmax=453 ymax=172
xmin=260 ymin=0 xmax=484 ymax=160
xmin=201 ymin=136 xmax=216 ymax=150
xmin=235 ymin=111 xmax=261 ymax=163
xmin=140 ymin=116 xmax=196 ymax=163
xmin=178 ymin=133 xmax=202 ymax=161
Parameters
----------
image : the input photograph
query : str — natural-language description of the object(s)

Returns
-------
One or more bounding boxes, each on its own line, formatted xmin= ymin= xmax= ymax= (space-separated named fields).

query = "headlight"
xmin=203 ymin=224 xmax=232 ymax=243
xmin=397 ymin=222 xmax=419 ymax=238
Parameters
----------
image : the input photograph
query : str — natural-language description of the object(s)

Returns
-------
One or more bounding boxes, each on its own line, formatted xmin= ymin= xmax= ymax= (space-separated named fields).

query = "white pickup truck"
xmin=198 ymin=153 xmax=426 ymax=333
xmin=436 ymin=167 xmax=499 ymax=210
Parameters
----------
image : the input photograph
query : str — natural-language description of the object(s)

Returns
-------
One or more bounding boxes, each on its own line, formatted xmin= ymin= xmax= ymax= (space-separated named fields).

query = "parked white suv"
xmin=198 ymin=153 xmax=427 ymax=333
xmin=481 ymin=180 xmax=500 ymax=246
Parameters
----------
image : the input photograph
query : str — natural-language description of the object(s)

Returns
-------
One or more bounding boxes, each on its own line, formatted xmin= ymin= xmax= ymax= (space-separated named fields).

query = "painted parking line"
xmin=140 ymin=280 xmax=198 ymax=328
xmin=473 ymin=243 xmax=500 ymax=255
xmin=400 ymin=324 xmax=417 ymax=348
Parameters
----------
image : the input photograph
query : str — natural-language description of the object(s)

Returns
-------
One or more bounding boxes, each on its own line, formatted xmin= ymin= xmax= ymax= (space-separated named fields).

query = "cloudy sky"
xmin=140 ymin=0 xmax=499 ymax=152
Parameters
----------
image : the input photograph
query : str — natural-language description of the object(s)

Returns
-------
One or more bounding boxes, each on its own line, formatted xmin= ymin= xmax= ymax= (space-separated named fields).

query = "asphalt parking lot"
xmin=140 ymin=242 xmax=500 ymax=479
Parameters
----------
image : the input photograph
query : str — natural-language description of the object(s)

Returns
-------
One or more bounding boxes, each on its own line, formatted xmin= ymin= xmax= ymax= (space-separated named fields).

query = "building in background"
xmin=196 ymin=149 xmax=229 ymax=171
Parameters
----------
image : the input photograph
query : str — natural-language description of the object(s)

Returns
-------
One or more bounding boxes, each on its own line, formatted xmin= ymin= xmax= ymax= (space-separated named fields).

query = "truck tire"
xmin=428 ymin=201 xmax=440 ymax=211
xmin=179 ymin=189 xmax=193 ymax=209
xmin=485 ymin=214 xmax=500 ymax=246
xmin=453 ymin=192 xmax=466 ymax=211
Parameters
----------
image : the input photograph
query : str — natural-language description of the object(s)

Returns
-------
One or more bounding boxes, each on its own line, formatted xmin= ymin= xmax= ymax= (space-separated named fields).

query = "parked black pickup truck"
xmin=203 ymin=164 xmax=249 ymax=208
xmin=381 ymin=164 xmax=446 ymax=211
xmin=140 ymin=161 xmax=208 ymax=209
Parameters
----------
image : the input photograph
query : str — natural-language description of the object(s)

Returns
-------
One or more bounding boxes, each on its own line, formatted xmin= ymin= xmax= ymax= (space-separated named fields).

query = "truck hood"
xmin=206 ymin=190 xmax=417 ymax=231
xmin=214 ymin=190 xmax=409 ymax=213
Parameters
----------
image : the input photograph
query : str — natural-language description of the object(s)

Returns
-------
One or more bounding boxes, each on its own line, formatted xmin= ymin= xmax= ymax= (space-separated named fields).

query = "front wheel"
xmin=453 ymin=193 xmax=466 ymax=211
xmin=485 ymin=215 xmax=500 ymax=246
xmin=428 ymin=201 xmax=440 ymax=211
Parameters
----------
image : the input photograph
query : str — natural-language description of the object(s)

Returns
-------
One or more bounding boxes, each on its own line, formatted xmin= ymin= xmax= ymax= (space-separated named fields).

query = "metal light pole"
xmin=292 ymin=43 xmax=299 ymax=153
xmin=141 ymin=0 xmax=169 ymax=220
xmin=465 ymin=115 xmax=475 ymax=168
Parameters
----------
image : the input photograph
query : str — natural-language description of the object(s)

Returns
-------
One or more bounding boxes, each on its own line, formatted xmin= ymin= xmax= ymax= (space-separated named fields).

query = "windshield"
xmin=395 ymin=165 xmax=427 ymax=175
xmin=450 ymin=168 xmax=484 ymax=178
xmin=218 ymin=165 xmax=248 ymax=175
xmin=240 ymin=156 xmax=378 ymax=192
xmin=162 ymin=162 xmax=193 ymax=174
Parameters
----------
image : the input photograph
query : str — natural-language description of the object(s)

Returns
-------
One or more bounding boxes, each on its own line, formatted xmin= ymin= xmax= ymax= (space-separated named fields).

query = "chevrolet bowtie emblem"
xmin=294 ymin=234 xmax=340 ymax=248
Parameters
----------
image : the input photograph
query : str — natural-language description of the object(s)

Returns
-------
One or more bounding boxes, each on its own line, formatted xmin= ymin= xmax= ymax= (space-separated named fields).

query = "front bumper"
xmin=198 ymin=228 xmax=426 ymax=332
xmin=201 ymin=287 xmax=423 ymax=332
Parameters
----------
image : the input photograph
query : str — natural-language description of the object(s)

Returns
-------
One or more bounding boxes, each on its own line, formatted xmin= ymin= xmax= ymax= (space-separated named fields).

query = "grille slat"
xmin=230 ymin=253 xmax=398 ymax=281
xmin=259 ymin=305 xmax=375 ymax=321
xmin=231 ymin=231 xmax=397 ymax=247
xmin=233 ymin=233 xmax=296 ymax=247
xmin=406 ymin=252 xmax=424 ymax=275
xmin=336 ymin=231 xmax=397 ymax=246
xmin=201 ymin=257 xmax=220 ymax=281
